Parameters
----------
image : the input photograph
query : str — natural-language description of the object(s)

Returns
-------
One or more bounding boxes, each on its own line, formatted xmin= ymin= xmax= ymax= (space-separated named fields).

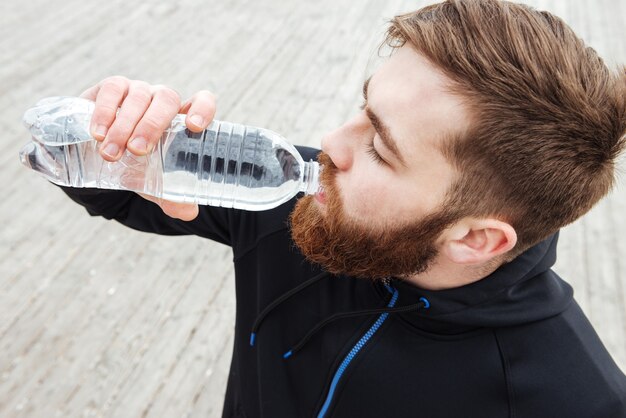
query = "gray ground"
xmin=0 ymin=0 xmax=624 ymax=416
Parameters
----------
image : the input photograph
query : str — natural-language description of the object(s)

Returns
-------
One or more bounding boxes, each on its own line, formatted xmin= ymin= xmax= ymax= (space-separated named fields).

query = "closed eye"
xmin=366 ymin=141 xmax=386 ymax=165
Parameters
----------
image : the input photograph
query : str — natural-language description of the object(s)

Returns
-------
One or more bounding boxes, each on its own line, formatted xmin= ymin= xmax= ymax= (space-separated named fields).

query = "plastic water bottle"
xmin=19 ymin=96 xmax=321 ymax=211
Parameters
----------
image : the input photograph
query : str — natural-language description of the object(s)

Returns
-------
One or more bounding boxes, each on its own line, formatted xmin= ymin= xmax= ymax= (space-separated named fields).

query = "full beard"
xmin=289 ymin=152 xmax=457 ymax=280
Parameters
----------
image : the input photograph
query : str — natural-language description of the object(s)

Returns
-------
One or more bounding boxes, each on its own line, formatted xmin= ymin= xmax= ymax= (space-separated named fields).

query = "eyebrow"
xmin=362 ymin=77 xmax=407 ymax=167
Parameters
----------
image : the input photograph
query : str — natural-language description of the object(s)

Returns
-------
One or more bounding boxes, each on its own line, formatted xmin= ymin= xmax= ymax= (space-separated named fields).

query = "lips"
xmin=315 ymin=186 xmax=326 ymax=204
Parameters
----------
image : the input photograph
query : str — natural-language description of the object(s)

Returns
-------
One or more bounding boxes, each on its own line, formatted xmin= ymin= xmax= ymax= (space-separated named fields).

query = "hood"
xmin=389 ymin=232 xmax=574 ymax=331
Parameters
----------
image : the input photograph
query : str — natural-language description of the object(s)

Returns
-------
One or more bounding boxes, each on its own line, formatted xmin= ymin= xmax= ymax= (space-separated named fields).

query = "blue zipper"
xmin=316 ymin=284 xmax=398 ymax=418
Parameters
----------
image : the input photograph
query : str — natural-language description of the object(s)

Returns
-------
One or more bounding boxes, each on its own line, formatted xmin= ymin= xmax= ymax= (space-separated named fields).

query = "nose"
xmin=320 ymin=131 xmax=352 ymax=171
xmin=321 ymin=115 xmax=366 ymax=171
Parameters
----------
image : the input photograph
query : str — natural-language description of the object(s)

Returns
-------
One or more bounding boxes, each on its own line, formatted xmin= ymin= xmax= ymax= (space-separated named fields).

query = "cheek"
xmin=338 ymin=169 xmax=395 ymax=222
xmin=339 ymin=168 xmax=437 ymax=227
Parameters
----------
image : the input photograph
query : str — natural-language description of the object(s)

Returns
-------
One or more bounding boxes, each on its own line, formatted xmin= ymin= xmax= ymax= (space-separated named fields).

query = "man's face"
xmin=290 ymin=46 xmax=471 ymax=280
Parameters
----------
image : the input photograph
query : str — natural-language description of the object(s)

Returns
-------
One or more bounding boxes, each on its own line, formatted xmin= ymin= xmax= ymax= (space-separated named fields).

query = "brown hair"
xmin=385 ymin=0 xmax=626 ymax=259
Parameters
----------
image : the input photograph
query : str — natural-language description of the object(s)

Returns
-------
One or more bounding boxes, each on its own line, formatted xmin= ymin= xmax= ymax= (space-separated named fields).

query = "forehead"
xmin=368 ymin=46 xmax=470 ymax=163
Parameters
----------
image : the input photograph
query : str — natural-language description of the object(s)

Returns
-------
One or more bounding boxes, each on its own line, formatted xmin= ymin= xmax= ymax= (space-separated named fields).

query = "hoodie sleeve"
xmin=57 ymin=186 xmax=233 ymax=246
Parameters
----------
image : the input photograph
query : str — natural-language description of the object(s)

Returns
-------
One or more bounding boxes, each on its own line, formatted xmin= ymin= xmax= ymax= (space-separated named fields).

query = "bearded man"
xmin=57 ymin=0 xmax=626 ymax=416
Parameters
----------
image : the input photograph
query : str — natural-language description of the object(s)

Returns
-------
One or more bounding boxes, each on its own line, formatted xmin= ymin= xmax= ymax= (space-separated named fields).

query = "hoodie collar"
xmin=384 ymin=232 xmax=573 ymax=331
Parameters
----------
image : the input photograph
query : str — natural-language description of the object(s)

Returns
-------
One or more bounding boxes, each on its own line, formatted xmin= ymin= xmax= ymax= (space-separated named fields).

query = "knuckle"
xmin=128 ymin=89 xmax=152 ymax=106
xmin=130 ymin=78 xmax=150 ymax=88
xmin=130 ymin=79 xmax=151 ymax=90
xmin=101 ymin=80 xmax=127 ymax=97
xmin=104 ymin=75 xmax=129 ymax=85
xmin=102 ymin=76 xmax=128 ymax=94
xmin=198 ymin=89 xmax=216 ymax=100
xmin=155 ymin=87 xmax=181 ymax=109
xmin=129 ymin=80 xmax=152 ymax=95
xmin=139 ymin=116 xmax=163 ymax=133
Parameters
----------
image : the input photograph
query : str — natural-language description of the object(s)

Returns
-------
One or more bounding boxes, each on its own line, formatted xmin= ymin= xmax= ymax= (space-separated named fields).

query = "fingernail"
xmin=102 ymin=142 xmax=120 ymax=159
xmin=95 ymin=125 xmax=108 ymax=139
xmin=190 ymin=114 xmax=203 ymax=127
xmin=130 ymin=137 xmax=148 ymax=153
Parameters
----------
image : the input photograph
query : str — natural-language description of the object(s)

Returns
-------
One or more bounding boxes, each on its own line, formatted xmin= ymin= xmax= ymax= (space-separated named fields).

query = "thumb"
xmin=137 ymin=192 xmax=199 ymax=221
xmin=160 ymin=200 xmax=199 ymax=221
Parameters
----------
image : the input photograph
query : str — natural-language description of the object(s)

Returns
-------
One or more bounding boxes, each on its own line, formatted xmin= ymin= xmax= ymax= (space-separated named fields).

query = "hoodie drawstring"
xmin=282 ymin=297 xmax=430 ymax=359
xmin=249 ymin=273 xmax=430 ymax=358
xmin=250 ymin=271 xmax=330 ymax=346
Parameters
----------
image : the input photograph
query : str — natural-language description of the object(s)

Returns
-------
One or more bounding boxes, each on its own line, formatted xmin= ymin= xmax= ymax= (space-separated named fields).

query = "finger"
xmin=79 ymin=84 xmax=101 ymax=101
xmin=89 ymin=76 xmax=130 ymax=142
xmin=99 ymin=80 xmax=152 ymax=160
xmin=182 ymin=90 xmax=216 ymax=132
xmin=127 ymin=87 xmax=181 ymax=156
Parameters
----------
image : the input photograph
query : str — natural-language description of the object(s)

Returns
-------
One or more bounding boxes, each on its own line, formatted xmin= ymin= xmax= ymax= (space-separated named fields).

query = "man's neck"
xmin=403 ymin=256 xmax=502 ymax=291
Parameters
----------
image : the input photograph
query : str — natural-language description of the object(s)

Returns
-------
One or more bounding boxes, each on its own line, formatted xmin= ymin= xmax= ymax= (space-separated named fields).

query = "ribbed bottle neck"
xmin=300 ymin=161 xmax=321 ymax=195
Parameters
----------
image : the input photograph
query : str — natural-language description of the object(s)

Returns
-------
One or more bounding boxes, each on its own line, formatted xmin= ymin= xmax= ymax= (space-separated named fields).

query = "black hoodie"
xmin=58 ymin=146 xmax=626 ymax=417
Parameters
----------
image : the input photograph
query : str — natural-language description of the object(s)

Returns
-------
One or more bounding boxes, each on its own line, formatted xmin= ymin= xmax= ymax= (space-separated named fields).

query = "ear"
xmin=440 ymin=218 xmax=517 ymax=265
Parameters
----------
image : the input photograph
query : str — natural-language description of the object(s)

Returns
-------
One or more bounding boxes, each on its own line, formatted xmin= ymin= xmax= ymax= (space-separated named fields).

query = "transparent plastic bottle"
xmin=19 ymin=96 xmax=321 ymax=211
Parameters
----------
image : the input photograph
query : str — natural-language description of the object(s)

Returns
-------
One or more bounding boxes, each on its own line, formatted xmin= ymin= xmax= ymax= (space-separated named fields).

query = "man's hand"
xmin=80 ymin=76 xmax=217 ymax=221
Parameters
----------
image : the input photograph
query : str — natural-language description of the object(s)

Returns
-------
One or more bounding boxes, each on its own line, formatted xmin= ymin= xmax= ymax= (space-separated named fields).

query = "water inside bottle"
xmin=158 ymin=122 xmax=308 ymax=210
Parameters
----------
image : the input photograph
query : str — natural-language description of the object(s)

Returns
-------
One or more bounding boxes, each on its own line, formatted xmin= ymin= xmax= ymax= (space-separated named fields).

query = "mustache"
xmin=316 ymin=151 xmax=337 ymax=191
xmin=317 ymin=151 xmax=335 ymax=169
